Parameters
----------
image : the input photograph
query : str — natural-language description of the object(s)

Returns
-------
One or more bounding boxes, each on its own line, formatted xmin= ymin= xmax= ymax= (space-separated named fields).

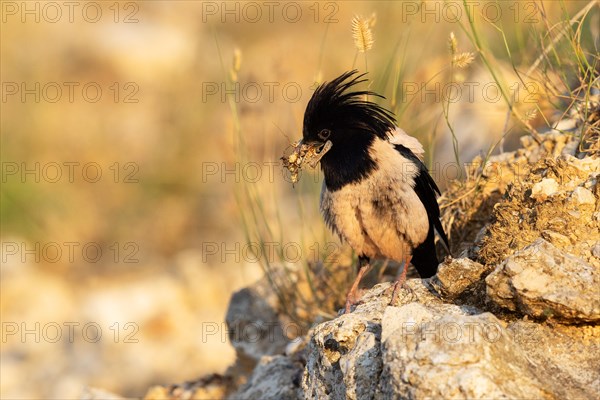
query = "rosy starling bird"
xmin=298 ymin=71 xmax=449 ymax=312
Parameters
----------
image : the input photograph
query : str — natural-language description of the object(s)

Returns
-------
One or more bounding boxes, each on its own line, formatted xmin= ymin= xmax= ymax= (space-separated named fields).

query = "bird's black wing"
xmin=394 ymin=144 xmax=449 ymax=277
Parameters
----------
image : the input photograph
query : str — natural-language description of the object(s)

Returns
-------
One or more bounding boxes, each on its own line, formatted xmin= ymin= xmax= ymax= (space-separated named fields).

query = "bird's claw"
xmin=388 ymin=281 xmax=417 ymax=307
xmin=390 ymin=281 xmax=402 ymax=305
xmin=344 ymin=290 xmax=363 ymax=313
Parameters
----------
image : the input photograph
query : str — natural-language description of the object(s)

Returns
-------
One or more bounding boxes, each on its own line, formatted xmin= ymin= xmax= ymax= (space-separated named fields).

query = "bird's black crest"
xmin=303 ymin=70 xmax=396 ymax=140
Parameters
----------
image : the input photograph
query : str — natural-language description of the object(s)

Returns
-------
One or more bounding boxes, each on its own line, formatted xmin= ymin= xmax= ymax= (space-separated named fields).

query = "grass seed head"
xmin=352 ymin=15 xmax=374 ymax=53
xmin=452 ymin=52 xmax=475 ymax=68
xmin=448 ymin=32 xmax=458 ymax=55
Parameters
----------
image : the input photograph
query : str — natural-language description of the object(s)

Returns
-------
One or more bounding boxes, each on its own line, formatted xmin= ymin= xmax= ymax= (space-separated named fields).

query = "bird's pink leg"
xmin=391 ymin=255 xmax=411 ymax=305
xmin=345 ymin=257 xmax=371 ymax=313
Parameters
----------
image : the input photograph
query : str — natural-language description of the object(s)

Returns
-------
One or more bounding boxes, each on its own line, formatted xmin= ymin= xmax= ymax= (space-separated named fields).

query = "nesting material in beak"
xmin=281 ymin=139 xmax=333 ymax=184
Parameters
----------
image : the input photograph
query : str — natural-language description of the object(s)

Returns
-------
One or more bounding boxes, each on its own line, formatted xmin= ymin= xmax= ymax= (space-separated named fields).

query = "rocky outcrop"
xmin=218 ymin=127 xmax=599 ymax=399
xmin=212 ymin=276 xmax=600 ymax=400
xmin=378 ymin=305 xmax=551 ymax=399
xmin=232 ymin=355 xmax=303 ymax=399
xmin=225 ymin=276 xmax=290 ymax=368
xmin=298 ymin=280 xmax=599 ymax=399
xmin=430 ymin=257 xmax=490 ymax=303
xmin=144 ymin=104 xmax=600 ymax=399
xmin=486 ymin=238 xmax=600 ymax=322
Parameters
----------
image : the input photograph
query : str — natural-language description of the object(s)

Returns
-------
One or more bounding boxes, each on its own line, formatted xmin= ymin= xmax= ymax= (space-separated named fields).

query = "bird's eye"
xmin=318 ymin=129 xmax=331 ymax=140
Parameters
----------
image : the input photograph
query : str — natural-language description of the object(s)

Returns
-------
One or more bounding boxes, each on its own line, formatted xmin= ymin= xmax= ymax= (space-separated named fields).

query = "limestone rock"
xmin=571 ymin=186 xmax=596 ymax=205
xmin=300 ymin=288 xmax=599 ymax=400
xmin=302 ymin=285 xmax=388 ymax=400
xmin=231 ymin=355 xmax=303 ymax=400
xmin=508 ymin=320 xmax=600 ymax=399
xmin=430 ymin=257 xmax=490 ymax=301
xmin=486 ymin=238 xmax=600 ymax=322
xmin=301 ymin=286 xmax=600 ymax=400
xmin=225 ymin=274 xmax=290 ymax=369
xmin=531 ymin=177 xmax=559 ymax=200
xmin=302 ymin=281 xmax=441 ymax=400
xmin=379 ymin=305 xmax=552 ymax=399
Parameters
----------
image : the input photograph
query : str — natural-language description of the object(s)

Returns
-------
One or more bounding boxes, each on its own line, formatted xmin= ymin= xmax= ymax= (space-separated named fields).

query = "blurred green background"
xmin=1 ymin=1 xmax=597 ymax=398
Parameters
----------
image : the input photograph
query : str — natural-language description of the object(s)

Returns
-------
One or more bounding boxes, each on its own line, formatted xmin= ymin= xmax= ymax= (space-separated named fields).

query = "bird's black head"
xmin=301 ymin=70 xmax=397 ymax=190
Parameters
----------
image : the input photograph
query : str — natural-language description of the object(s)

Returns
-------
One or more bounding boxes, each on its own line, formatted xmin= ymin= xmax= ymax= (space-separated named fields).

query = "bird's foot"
xmin=344 ymin=299 xmax=354 ymax=314
xmin=389 ymin=261 xmax=409 ymax=306
xmin=344 ymin=257 xmax=372 ymax=313
xmin=344 ymin=289 xmax=364 ymax=313
xmin=390 ymin=280 xmax=403 ymax=306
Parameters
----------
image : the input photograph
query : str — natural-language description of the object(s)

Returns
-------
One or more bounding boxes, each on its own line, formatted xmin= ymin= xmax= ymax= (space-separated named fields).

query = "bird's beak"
xmin=299 ymin=139 xmax=333 ymax=168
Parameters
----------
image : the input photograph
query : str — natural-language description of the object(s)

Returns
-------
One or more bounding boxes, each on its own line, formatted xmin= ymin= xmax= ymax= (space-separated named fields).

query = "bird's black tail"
xmin=411 ymin=225 xmax=439 ymax=278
